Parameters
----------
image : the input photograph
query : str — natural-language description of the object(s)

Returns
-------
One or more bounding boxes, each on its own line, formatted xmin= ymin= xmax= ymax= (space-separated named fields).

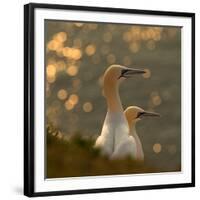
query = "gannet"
xmin=112 ymin=106 xmax=160 ymax=160
xmin=94 ymin=65 xmax=145 ymax=156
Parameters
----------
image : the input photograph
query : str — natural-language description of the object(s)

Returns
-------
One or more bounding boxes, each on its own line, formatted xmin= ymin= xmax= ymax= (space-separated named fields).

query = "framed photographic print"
xmin=24 ymin=3 xmax=195 ymax=197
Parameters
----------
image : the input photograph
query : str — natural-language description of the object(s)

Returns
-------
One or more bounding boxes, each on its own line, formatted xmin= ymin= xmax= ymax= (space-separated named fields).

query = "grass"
xmin=46 ymin=123 xmax=180 ymax=178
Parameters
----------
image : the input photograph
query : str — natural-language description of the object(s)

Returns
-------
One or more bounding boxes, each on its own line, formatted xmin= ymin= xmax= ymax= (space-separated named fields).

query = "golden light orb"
xmin=62 ymin=47 xmax=82 ymax=60
xmin=53 ymin=32 xmax=67 ymax=43
xmin=71 ymin=48 xmax=82 ymax=60
xmin=74 ymin=23 xmax=83 ymax=27
xmin=142 ymin=69 xmax=151 ymax=79
xmin=46 ymin=64 xmax=56 ymax=78
xmin=129 ymin=42 xmax=140 ymax=53
xmin=130 ymin=26 xmax=141 ymax=41
xmin=47 ymin=76 xmax=56 ymax=83
xmin=83 ymin=102 xmax=93 ymax=112
xmin=57 ymin=89 xmax=68 ymax=100
xmin=69 ymin=94 xmax=79 ymax=105
xmin=47 ymin=40 xmax=62 ymax=51
xmin=98 ymin=75 xmax=104 ymax=86
xmin=152 ymin=95 xmax=162 ymax=106
xmin=85 ymin=44 xmax=96 ymax=56
xmin=64 ymin=100 xmax=74 ymax=110
xmin=66 ymin=65 xmax=78 ymax=76
xmin=153 ymin=143 xmax=162 ymax=154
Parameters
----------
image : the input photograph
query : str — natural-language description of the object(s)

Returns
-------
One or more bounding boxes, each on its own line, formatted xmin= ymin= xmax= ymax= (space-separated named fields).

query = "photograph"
xmin=45 ymin=20 xmax=181 ymax=178
xmin=24 ymin=3 xmax=194 ymax=196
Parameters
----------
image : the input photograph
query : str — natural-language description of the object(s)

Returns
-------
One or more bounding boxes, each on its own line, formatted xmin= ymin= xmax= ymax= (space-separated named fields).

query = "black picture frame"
xmin=24 ymin=3 xmax=195 ymax=197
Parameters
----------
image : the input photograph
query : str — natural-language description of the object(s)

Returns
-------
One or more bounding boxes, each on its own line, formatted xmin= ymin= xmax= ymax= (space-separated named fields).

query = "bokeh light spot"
xmin=71 ymin=48 xmax=82 ymax=60
xmin=98 ymin=75 xmax=104 ymax=87
xmin=129 ymin=42 xmax=140 ymax=53
xmin=47 ymin=40 xmax=62 ymax=51
xmin=130 ymin=26 xmax=141 ymax=41
xmin=153 ymin=143 xmax=162 ymax=154
xmin=62 ymin=47 xmax=82 ymax=60
xmin=83 ymin=102 xmax=93 ymax=112
xmin=57 ymin=89 xmax=68 ymax=100
xmin=74 ymin=23 xmax=83 ymax=27
xmin=152 ymin=95 xmax=162 ymax=106
xmin=69 ymin=94 xmax=79 ymax=105
xmin=47 ymin=64 xmax=56 ymax=78
xmin=66 ymin=65 xmax=78 ymax=76
xmin=53 ymin=32 xmax=67 ymax=43
xmin=64 ymin=100 xmax=74 ymax=110
xmin=142 ymin=69 xmax=151 ymax=79
xmin=85 ymin=44 xmax=96 ymax=56
xmin=47 ymin=76 xmax=56 ymax=83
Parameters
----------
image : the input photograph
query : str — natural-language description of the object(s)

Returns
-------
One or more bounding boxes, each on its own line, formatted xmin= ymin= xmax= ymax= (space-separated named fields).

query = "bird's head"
xmin=103 ymin=65 xmax=146 ymax=86
xmin=124 ymin=106 xmax=160 ymax=126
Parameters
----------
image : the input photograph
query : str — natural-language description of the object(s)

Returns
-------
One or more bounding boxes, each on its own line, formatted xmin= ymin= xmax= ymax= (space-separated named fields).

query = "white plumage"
xmin=112 ymin=106 xmax=160 ymax=160
xmin=94 ymin=65 xmax=145 ymax=157
xmin=111 ymin=134 xmax=137 ymax=159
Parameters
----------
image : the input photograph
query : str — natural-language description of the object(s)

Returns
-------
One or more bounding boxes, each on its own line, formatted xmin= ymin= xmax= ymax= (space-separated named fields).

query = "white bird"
xmin=112 ymin=106 xmax=160 ymax=160
xmin=94 ymin=65 xmax=145 ymax=156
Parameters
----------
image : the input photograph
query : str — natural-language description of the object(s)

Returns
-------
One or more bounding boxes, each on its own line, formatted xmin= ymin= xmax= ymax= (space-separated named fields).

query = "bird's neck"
xmin=104 ymin=80 xmax=123 ymax=113
xmin=128 ymin=121 xmax=137 ymax=136
xmin=129 ymin=121 xmax=144 ymax=161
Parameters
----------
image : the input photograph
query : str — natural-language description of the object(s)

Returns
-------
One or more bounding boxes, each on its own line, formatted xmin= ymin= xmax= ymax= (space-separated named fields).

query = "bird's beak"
xmin=139 ymin=111 xmax=161 ymax=118
xmin=119 ymin=67 xmax=146 ymax=79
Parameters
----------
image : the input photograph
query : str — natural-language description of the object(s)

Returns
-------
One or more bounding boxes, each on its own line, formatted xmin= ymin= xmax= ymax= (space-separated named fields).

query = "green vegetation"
xmin=47 ymin=123 xmax=179 ymax=178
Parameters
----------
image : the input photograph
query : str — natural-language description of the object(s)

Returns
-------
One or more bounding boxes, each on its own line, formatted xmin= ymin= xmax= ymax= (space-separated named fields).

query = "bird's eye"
xmin=118 ymin=69 xmax=128 ymax=79
xmin=137 ymin=112 xmax=144 ymax=118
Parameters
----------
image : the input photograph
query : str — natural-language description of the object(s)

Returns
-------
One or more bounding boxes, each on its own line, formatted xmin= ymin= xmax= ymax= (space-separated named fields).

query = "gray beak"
xmin=119 ymin=67 xmax=146 ymax=79
xmin=139 ymin=111 xmax=161 ymax=118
